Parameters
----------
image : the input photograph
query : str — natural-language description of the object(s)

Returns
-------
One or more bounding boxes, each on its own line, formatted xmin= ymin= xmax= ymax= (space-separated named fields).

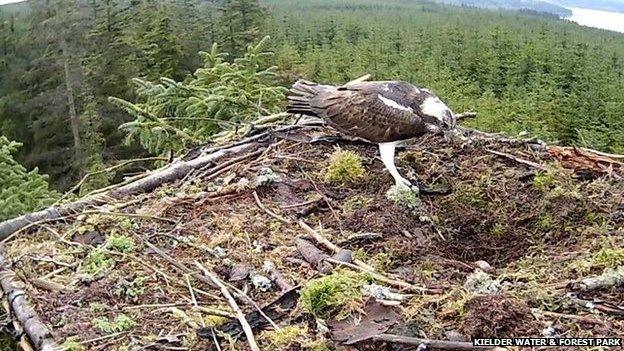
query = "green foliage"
xmin=385 ymin=184 xmax=421 ymax=209
xmin=91 ymin=314 xmax=136 ymax=334
xmin=260 ymin=325 xmax=308 ymax=350
xmin=324 ymin=150 xmax=365 ymax=185
xmin=61 ymin=336 xmax=86 ymax=351
xmin=593 ymin=247 xmax=624 ymax=269
xmin=300 ymin=269 xmax=366 ymax=319
xmin=114 ymin=276 xmax=147 ymax=299
xmin=111 ymin=36 xmax=287 ymax=157
xmin=79 ymin=248 xmax=113 ymax=276
xmin=0 ymin=136 xmax=58 ymax=221
xmin=265 ymin=0 xmax=624 ymax=153
xmin=106 ymin=232 xmax=135 ymax=253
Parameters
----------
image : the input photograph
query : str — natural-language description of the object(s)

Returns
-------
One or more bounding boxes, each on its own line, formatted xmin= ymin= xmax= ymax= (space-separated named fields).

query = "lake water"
xmin=566 ymin=7 xmax=624 ymax=34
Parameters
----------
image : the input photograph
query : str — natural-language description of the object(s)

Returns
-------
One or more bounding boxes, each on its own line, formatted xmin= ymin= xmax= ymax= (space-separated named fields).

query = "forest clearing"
xmin=1 ymin=0 xmax=624 ymax=350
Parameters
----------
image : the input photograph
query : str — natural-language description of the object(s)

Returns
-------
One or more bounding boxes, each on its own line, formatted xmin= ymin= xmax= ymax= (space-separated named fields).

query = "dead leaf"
xmin=329 ymin=298 xmax=398 ymax=345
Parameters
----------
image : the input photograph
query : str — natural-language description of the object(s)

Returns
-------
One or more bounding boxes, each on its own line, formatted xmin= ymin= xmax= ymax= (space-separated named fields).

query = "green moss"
xmin=106 ymin=231 xmax=135 ymax=253
xmin=89 ymin=302 xmax=109 ymax=313
xmin=300 ymin=269 xmax=366 ymax=319
xmin=324 ymin=150 xmax=365 ymax=185
xmin=453 ymin=185 xmax=486 ymax=208
xmin=385 ymin=184 xmax=420 ymax=209
xmin=115 ymin=276 xmax=148 ymax=298
xmin=594 ymin=247 xmax=624 ymax=268
xmin=92 ymin=314 xmax=136 ymax=334
xmin=61 ymin=336 xmax=86 ymax=351
xmin=536 ymin=212 xmax=555 ymax=230
xmin=533 ymin=171 xmax=558 ymax=191
xmin=260 ymin=325 xmax=308 ymax=350
xmin=305 ymin=339 xmax=334 ymax=351
xmin=79 ymin=248 xmax=113 ymax=275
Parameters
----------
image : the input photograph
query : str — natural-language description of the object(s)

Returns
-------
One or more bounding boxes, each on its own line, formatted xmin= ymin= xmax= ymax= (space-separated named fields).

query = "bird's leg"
xmin=379 ymin=142 xmax=411 ymax=188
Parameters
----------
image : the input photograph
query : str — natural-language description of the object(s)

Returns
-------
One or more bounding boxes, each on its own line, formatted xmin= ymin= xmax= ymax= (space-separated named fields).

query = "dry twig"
xmin=252 ymin=191 xmax=291 ymax=223
xmin=195 ymin=262 xmax=260 ymax=351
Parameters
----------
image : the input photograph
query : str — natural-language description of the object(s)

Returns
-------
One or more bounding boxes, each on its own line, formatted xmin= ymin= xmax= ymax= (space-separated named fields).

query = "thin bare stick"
xmin=373 ymin=334 xmax=490 ymax=350
xmin=194 ymin=262 xmax=260 ymax=351
xmin=56 ymin=157 xmax=167 ymax=204
xmin=299 ymin=221 xmax=427 ymax=292
xmin=252 ymin=191 xmax=291 ymax=224
xmin=485 ymin=149 xmax=547 ymax=170
xmin=325 ymin=258 xmax=426 ymax=292
xmin=346 ymin=74 xmax=372 ymax=84
xmin=531 ymin=309 xmax=605 ymax=325
xmin=186 ymin=274 xmax=206 ymax=327
xmin=455 ymin=111 xmax=477 ymax=120
xmin=298 ymin=220 xmax=374 ymax=271
xmin=78 ymin=210 xmax=177 ymax=223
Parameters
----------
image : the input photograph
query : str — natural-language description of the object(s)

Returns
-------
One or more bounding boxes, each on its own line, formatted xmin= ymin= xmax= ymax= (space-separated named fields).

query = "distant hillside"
xmin=554 ymin=0 xmax=624 ymax=13
xmin=438 ymin=0 xmax=572 ymax=15
xmin=0 ymin=1 xmax=29 ymax=14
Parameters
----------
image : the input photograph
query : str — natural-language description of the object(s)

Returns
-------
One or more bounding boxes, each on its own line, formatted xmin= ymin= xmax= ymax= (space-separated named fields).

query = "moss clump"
xmin=260 ymin=325 xmax=308 ymax=350
xmin=305 ymin=340 xmax=334 ymax=351
xmin=79 ymin=248 xmax=113 ymax=275
xmin=106 ymin=232 xmax=135 ymax=253
xmin=92 ymin=314 xmax=136 ymax=334
xmin=300 ymin=269 xmax=366 ymax=319
xmin=533 ymin=171 xmax=558 ymax=191
xmin=386 ymin=184 xmax=420 ymax=209
xmin=594 ymin=247 xmax=624 ymax=268
xmin=61 ymin=336 xmax=86 ymax=351
xmin=324 ymin=150 xmax=365 ymax=184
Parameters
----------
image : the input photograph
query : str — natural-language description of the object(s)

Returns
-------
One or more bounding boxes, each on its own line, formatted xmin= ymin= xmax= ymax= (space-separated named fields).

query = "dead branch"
xmin=195 ymin=262 xmax=260 ymax=351
xmin=573 ymin=267 xmax=624 ymax=292
xmin=485 ymin=148 xmax=547 ymax=170
xmin=0 ymin=248 xmax=60 ymax=351
xmin=298 ymin=221 xmax=427 ymax=292
xmin=373 ymin=334 xmax=491 ymax=350
xmin=455 ymin=111 xmax=477 ymax=120
xmin=531 ymin=308 xmax=605 ymax=326
xmin=55 ymin=156 xmax=167 ymax=204
xmin=252 ymin=191 xmax=291 ymax=224
xmin=0 ymin=136 xmax=263 ymax=241
xmin=325 ymin=258 xmax=426 ymax=292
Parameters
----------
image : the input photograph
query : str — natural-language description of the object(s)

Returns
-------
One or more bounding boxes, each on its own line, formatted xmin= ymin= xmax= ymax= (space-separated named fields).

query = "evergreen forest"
xmin=1 ymin=0 xmax=624 ymax=218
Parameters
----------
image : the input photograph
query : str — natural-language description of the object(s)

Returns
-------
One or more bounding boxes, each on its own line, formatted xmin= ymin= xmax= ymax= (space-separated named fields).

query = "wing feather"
xmin=309 ymin=89 xmax=428 ymax=143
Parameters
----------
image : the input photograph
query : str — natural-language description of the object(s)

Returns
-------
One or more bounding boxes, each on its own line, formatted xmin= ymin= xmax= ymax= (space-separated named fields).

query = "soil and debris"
xmin=1 ymin=124 xmax=623 ymax=350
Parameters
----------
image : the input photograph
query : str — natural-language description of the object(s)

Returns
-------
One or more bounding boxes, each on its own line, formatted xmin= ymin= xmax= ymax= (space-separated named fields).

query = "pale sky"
xmin=0 ymin=0 xmax=25 ymax=5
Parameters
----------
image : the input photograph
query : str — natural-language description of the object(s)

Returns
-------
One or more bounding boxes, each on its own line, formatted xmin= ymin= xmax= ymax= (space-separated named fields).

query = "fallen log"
xmin=0 ymin=248 xmax=59 ymax=351
xmin=0 ymin=136 xmax=263 ymax=241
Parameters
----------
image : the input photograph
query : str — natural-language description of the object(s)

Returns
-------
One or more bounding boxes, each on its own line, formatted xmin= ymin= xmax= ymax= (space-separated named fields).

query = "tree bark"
xmin=60 ymin=36 xmax=82 ymax=165
xmin=0 ymin=248 xmax=59 ymax=351
xmin=0 ymin=138 xmax=262 ymax=240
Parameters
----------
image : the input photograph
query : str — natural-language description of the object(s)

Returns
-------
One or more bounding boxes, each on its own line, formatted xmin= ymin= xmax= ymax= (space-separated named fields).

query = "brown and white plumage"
xmin=287 ymin=79 xmax=456 ymax=187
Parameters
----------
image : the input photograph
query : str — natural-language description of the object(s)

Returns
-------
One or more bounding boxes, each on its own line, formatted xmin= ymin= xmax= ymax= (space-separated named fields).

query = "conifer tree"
xmin=0 ymin=136 xmax=58 ymax=221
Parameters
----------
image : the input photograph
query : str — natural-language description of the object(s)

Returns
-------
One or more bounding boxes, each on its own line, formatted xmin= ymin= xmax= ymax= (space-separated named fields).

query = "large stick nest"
xmin=1 ymin=124 xmax=623 ymax=350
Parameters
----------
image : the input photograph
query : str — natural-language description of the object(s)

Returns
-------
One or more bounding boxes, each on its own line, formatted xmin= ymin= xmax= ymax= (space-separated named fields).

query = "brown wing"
xmin=341 ymin=80 xmax=433 ymax=111
xmin=308 ymin=89 xmax=428 ymax=143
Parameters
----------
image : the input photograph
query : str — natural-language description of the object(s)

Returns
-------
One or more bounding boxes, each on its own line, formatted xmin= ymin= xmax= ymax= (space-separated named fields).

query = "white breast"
xmin=420 ymin=96 xmax=450 ymax=122
xmin=378 ymin=94 xmax=413 ymax=112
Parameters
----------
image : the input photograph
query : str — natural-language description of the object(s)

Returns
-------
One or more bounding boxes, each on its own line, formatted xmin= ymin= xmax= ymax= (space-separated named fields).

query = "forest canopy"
xmin=1 ymin=0 xmax=624 ymax=216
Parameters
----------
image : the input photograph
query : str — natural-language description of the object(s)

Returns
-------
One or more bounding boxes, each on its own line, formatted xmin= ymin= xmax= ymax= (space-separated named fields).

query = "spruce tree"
xmin=0 ymin=136 xmax=58 ymax=221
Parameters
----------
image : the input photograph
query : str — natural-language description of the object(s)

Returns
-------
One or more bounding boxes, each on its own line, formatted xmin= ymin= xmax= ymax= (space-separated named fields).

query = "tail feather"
xmin=286 ymin=80 xmax=334 ymax=117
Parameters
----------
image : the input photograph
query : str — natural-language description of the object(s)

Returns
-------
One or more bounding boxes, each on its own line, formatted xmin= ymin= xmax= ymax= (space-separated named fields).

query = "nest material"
xmin=0 ymin=124 xmax=623 ymax=350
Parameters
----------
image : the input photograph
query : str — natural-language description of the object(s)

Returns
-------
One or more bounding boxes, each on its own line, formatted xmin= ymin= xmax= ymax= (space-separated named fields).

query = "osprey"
xmin=286 ymin=79 xmax=456 ymax=188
